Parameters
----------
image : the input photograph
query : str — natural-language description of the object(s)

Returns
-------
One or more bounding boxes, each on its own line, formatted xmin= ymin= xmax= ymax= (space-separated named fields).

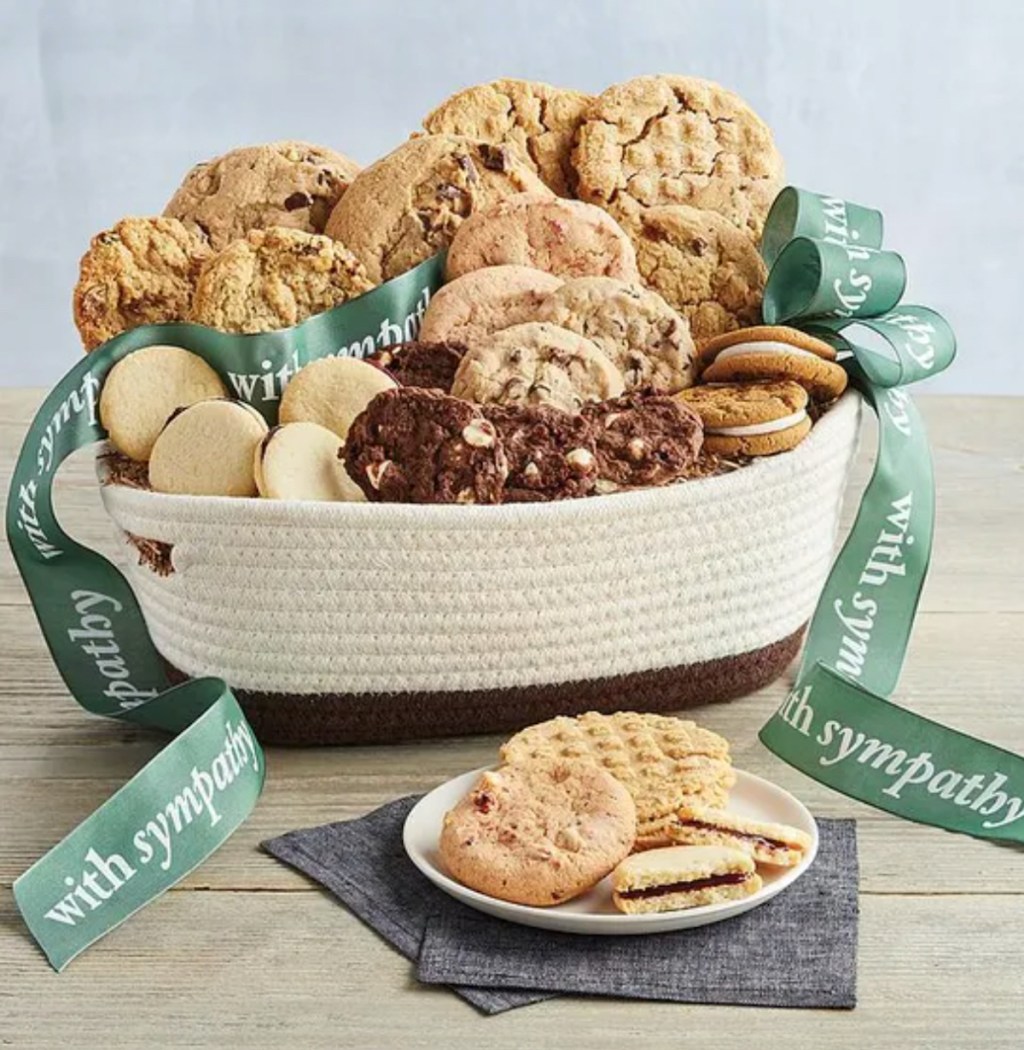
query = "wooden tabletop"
xmin=1 ymin=389 xmax=1021 ymax=1049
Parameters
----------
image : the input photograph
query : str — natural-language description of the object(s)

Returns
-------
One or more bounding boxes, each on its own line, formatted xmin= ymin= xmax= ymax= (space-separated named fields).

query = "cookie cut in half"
xmin=698 ymin=325 xmax=848 ymax=402
xmin=677 ymin=380 xmax=811 ymax=457
xmin=100 ymin=345 xmax=227 ymax=461
xmin=365 ymin=341 xmax=467 ymax=393
xmin=666 ymin=803 xmax=812 ymax=867
xmin=254 ymin=421 xmax=363 ymax=502
xmin=279 ymin=356 xmax=397 ymax=440
xmin=612 ymin=845 xmax=761 ymax=914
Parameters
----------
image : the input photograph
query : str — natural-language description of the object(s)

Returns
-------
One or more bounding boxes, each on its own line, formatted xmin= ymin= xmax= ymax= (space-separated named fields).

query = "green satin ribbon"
xmin=7 ymin=254 xmax=445 ymax=970
xmin=757 ymin=190 xmax=1024 ymax=844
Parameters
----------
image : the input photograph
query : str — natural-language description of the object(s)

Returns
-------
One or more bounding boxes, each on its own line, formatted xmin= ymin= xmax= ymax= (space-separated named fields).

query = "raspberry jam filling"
xmin=679 ymin=819 xmax=794 ymax=853
xmin=618 ymin=871 xmax=751 ymax=900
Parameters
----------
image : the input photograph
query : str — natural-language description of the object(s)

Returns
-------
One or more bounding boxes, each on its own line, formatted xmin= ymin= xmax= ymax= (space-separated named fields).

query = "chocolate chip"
xmin=690 ymin=237 xmax=708 ymax=256
xmin=479 ymin=143 xmax=510 ymax=172
xmin=436 ymin=182 xmax=463 ymax=200
xmin=284 ymin=191 xmax=312 ymax=211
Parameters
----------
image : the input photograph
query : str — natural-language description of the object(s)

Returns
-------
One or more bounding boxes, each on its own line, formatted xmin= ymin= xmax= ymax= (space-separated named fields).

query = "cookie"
xmin=451 ymin=321 xmax=624 ymax=412
xmin=666 ymin=803 xmax=813 ymax=867
xmin=344 ymin=387 xmax=508 ymax=504
xmin=439 ymin=763 xmax=636 ymax=907
xmin=629 ymin=205 xmax=766 ymax=342
xmin=324 ymin=135 xmax=550 ymax=284
xmin=423 ymin=79 xmax=593 ymax=196
xmin=572 ymin=75 xmax=784 ymax=237
xmin=148 ymin=398 xmax=268 ymax=497
xmin=500 ymin=712 xmax=734 ymax=826
xmin=99 ymin=345 xmax=227 ymax=461
xmin=73 ymin=217 xmax=212 ymax=351
xmin=698 ymin=325 xmax=848 ymax=402
xmin=189 ymin=227 xmax=373 ymax=334
xmin=611 ymin=845 xmax=761 ymax=914
xmin=536 ymin=276 xmax=696 ymax=393
xmin=445 ymin=193 xmax=640 ymax=283
xmin=163 ymin=140 xmax=361 ymax=250
xmin=279 ymin=355 xmax=398 ymax=440
xmin=676 ymin=380 xmax=811 ymax=457
xmin=419 ymin=265 xmax=563 ymax=348
xmin=582 ymin=394 xmax=704 ymax=491
xmin=365 ymin=341 xmax=466 ymax=392
xmin=482 ymin=402 xmax=598 ymax=502
xmin=254 ymin=421 xmax=364 ymax=502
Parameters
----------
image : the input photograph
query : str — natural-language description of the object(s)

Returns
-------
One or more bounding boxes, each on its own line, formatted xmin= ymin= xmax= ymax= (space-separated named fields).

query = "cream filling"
xmin=706 ymin=408 xmax=808 ymax=437
xmin=712 ymin=341 xmax=821 ymax=363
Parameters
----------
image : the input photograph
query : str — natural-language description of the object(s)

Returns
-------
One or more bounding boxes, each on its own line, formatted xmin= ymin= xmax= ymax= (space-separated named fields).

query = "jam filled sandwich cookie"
xmin=677 ymin=381 xmax=811 ymax=457
xmin=365 ymin=341 xmax=467 ymax=393
xmin=254 ymin=422 xmax=363 ymax=502
xmin=698 ymin=325 xmax=848 ymax=402
xmin=439 ymin=762 xmax=636 ymax=907
xmin=611 ymin=845 xmax=762 ymax=914
xmin=148 ymin=398 xmax=268 ymax=497
xmin=666 ymin=803 xmax=812 ymax=868
xmin=99 ymin=345 xmax=226 ymax=461
xmin=279 ymin=356 xmax=397 ymax=440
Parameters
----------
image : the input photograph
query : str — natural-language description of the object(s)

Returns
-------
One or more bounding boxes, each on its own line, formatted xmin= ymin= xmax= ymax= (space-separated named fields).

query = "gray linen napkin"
xmin=262 ymin=796 xmax=857 ymax=1015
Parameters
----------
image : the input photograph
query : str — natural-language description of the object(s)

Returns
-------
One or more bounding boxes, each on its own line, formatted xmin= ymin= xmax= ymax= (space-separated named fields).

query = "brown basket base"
xmin=164 ymin=625 xmax=805 ymax=746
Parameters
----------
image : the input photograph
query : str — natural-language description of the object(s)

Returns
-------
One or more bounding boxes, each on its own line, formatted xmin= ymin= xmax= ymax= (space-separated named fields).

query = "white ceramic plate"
xmin=404 ymin=766 xmax=818 ymax=935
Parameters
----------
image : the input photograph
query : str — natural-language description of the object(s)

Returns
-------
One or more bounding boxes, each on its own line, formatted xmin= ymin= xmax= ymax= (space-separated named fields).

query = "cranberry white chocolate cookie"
xmin=439 ymin=763 xmax=636 ymax=907
xmin=611 ymin=845 xmax=762 ymax=914
xmin=99 ymin=345 xmax=226 ymax=461
xmin=666 ymin=803 xmax=812 ymax=867
xmin=279 ymin=356 xmax=397 ymax=440
xmin=451 ymin=321 xmax=624 ymax=412
xmin=365 ymin=341 xmax=467 ymax=393
xmin=254 ymin=421 xmax=364 ymax=502
xmin=148 ymin=399 xmax=268 ymax=497
xmin=445 ymin=193 xmax=640 ymax=283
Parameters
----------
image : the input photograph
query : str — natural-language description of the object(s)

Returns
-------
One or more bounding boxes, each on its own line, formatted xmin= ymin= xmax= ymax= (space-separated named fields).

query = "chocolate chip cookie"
xmin=324 ymin=135 xmax=550 ymax=284
xmin=163 ymin=140 xmax=361 ymax=250
xmin=583 ymin=394 xmax=704 ymax=490
xmin=365 ymin=341 xmax=467 ymax=392
xmin=482 ymin=402 xmax=597 ymax=501
xmin=573 ymin=75 xmax=784 ymax=237
xmin=422 ymin=78 xmax=593 ymax=196
xmin=344 ymin=387 xmax=508 ymax=504
xmin=189 ymin=226 xmax=373 ymax=333
xmin=73 ymin=217 xmax=212 ymax=350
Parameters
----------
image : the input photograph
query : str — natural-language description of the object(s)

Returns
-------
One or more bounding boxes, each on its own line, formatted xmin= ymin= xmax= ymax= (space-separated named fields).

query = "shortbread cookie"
xmin=676 ymin=380 xmax=811 ymax=457
xmin=324 ymin=135 xmax=550 ymax=284
xmin=446 ymin=194 xmax=640 ymax=283
xmin=419 ymin=265 xmax=562 ymax=348
xmin=440 ymin=763 xmax=636 ymax=907
xmin=573 ymin=75 xmax=784 ymax=237
xmin=536 ymin=277 xmax=696 ymax=392
xmin=612 ymin=845 xmax=761 ymax=914
xmin=666 ymin=803 xmax=812 ymax=867
xmin=279 ymin=355 xmax=398 ymax=439
xmin=164 ymin=140 xmax=361 ymax=250
xmin=583 ymin=394 xmax=704 ymax=490
xmin=500 ymin=712 xmax=734 ymax=826
xmin=365 ymin=341 xmax=466 ymax=392
xmin=451 ymin=322 xmax=624 ymax=412
xmin=482 ymin=402 xmax=598 ymax=502
xmin=254 ymin=421 xmax=363 ymax=502
xmin=698 ymin=325 xmax=848 ymax=402
xmin=344 ymin=387 xmax=508 ymax=504
xmin=189 ymin=227 xmax=373 ymax=334
xmin=73 ymin=217 xmax=212 ymax=351
xmin=629 ymin=205 xmax=766 ymax=342
xmin=100 ymin=345 xmax=226 ymax=461
xmin=149 ymin=398 xmax=268 ymax=497
xmin=423 ymin=79 xmax=593 ymax=196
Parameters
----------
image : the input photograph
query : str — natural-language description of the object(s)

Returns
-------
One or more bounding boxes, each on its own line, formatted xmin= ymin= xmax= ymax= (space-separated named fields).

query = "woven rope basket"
xmin=98 ymin=391 xmax=861 ymax=745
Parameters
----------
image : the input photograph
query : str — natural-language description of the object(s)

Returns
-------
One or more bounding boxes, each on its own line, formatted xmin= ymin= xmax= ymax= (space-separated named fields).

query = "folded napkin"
xmin=263 ymin=796 xmax=857 ymax=1015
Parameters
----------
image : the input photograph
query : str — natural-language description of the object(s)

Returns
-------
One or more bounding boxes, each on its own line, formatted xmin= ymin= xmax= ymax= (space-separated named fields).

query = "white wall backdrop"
xmin=2 ymin=0 xmax=1022 ymax=392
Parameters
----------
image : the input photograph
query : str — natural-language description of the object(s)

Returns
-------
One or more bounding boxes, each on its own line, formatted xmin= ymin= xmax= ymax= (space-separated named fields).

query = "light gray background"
xmin=2 ymin=0 xmax=1022 ymax=392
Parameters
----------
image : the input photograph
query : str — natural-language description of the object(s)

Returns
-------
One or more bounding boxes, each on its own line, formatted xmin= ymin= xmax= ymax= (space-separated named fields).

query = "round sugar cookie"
xmin=99 ymin=345 xmax=227 ymax=461
xmin=279 ymin=356 xmax=397 ymax=439
xmin=254 ymin=421 xmax=363 ymax=502
xmin=149 ymin=399 xmax=268 ymax=496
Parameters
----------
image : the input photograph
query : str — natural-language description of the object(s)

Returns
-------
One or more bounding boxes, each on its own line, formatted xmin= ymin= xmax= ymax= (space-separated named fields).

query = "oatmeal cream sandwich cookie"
xmin=666 ymin=803 xmax=812 ymax=867
xmin=280 ymin=356 xmax=398 ymax=439
xmin=439 ymin=762 xmax=636 ymax=907
xmin=445 ymin=193 xmax=640 ymax=283
xmin=611 ymin=845 xmax=762 ymax=914
xmin=254 ymin=421 xmax=364 ymax=502
xmin=698 ymin=325 xmax=848 ymax=402
xmin=677 ymin=380 xmax=811 ymax=457
xmin=365 ymin=341 xmax=467 ymax=393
